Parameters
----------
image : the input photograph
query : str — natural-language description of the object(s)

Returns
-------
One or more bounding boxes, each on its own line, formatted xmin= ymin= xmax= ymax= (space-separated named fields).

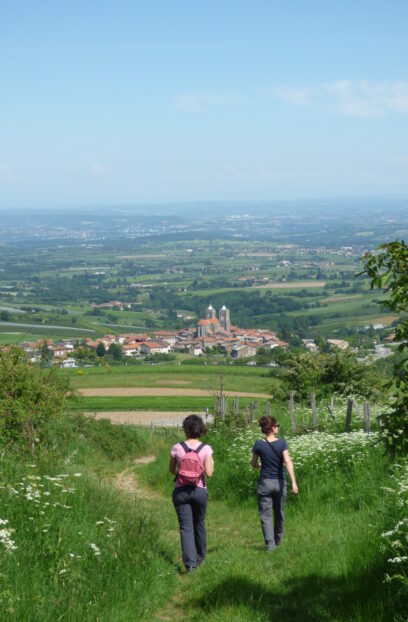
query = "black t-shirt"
xmin=252 ymin=438 xmax=288 ymax=480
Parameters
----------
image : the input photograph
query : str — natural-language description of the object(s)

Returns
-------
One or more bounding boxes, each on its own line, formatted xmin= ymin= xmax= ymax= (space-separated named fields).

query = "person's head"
xmin=183 ymin=414 xmax=206 ymax=439
xmin=258 ymin=415 xmax=280 ymax=435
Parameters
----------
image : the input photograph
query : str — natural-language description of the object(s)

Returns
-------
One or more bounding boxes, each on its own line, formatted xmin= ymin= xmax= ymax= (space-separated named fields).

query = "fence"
xmin=127 ymin=393 xmax=372 ymax=434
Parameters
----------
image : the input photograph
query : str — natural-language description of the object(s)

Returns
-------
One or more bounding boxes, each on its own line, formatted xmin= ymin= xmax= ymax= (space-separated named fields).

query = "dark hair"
xmin=183 ymin=414 xmax=206 ymax=439
xmin=258 ymin=416 xmax=278 ymax=434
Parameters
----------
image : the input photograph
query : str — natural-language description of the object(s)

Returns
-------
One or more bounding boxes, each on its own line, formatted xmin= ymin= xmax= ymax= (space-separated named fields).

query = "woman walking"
xmin=251 ymin=415 xmax=298 ymax=550
xmin=170 ymin=414 xmax=214 ymax=572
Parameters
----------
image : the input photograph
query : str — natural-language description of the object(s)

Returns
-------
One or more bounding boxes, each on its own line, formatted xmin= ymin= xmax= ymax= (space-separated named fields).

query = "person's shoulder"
xmin=252 ymin=439 xmax=264 ymax=450
xmin=201 ymin=443 xmax=213 ymax=455
xmin=279 ymin=438 xmax=288 ymax=449
xmin=171 ymin=441 xmax=183 ymax=454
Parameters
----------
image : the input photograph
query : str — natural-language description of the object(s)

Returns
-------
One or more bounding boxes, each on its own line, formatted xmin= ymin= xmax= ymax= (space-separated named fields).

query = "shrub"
xmin=0 ymin=349 xmax=71 ymax=453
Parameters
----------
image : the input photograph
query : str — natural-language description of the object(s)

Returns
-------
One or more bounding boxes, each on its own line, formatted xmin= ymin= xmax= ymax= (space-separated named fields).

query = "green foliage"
xmin=96 ymin=341 xmax=106 ymax=357
xmin=0 ymin=456 xmax=175 ymax=620
xmin=362 ymin=240 xmax=408 ymax=456
xmin=0 ymin=348 xmax=70 ymax=453
xmin=278 ymin=350 xmax=382 ymax=402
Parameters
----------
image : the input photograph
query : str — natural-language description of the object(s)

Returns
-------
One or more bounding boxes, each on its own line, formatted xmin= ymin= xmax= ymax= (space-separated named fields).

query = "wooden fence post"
xmin=311 ymin=392 xmax=318 ymax=427
xmin=352 ymin=398 xmax=363 ymax=420
xmin=249 ymin=402 xmax=254 ymax=424
xmin=266 ymin=401 xmax=271 ymax=417
xmin=364 ymin=401 xmax=371 ymax=433
xmin=289 ymin=391 xmax=295 ymax=431
xmin=220 ymin=397 xmax=226 ymax=422
xmin=328 ymin=396 xmax=335 ymax=420
xmin=346 ymin=397 xmax=353 ymax=432
xmin=233 ymin=395 xmax=239 ymax=415
xmin=150 ymin=421 xmax=154 ymax=432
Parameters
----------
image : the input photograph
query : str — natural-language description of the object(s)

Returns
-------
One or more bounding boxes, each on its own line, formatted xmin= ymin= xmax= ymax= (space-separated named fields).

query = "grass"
xmin=70 ymin=395 xmax=272 ymax=412
xmin=0 ymin=417 xmax=177 ymax=621
xmin=0 ymin=409 xmax=401 ymax=621
xmin=137 ymin=429 xmax=395 ymax=621
xmin=59 ymin=363 xmax=276 ymax=395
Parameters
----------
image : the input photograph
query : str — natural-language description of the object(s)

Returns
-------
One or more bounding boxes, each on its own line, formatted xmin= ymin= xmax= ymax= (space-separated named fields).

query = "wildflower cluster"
xmin=381 ymin=459 xmax=408 ymax=592
xmin=0 ymin=518 xmax=17 ymax=552
xmin=0 ymin=465 xmax=118 ymax=579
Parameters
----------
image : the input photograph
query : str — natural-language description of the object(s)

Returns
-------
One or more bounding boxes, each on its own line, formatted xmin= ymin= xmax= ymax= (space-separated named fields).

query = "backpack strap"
xmin=265 ymin=440 xmax=282 ymax=460
xmin=180 ymin=441 xmax=205 ymax=454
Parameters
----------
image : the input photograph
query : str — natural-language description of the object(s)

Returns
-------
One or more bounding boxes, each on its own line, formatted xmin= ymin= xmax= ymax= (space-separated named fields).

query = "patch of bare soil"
xmin=80 ymin=387 xmax=271 ymax=398
xmin=85 ymin=411 xmax=189 ymax=425
xmin=114 ymin=455 xmax=158 ymax=498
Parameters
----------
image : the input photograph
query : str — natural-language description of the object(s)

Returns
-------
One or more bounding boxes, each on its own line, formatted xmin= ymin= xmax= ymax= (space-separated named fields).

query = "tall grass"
xmin=0 ymin=416 xmax=176 ymax=621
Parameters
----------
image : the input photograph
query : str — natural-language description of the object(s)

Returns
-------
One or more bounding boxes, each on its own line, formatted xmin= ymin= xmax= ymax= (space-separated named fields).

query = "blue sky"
xmin=1 ymin=1 xmax=408 ymax=208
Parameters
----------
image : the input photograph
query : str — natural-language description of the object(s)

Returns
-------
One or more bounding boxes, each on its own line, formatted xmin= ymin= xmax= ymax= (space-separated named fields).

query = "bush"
xmin=0 ymin=349 xmax=71 ymax=453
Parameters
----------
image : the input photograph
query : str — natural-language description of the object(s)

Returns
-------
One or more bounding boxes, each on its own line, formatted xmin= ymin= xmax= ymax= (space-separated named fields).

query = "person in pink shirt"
xmin=170 ymin=414 xmax=214 ymax=573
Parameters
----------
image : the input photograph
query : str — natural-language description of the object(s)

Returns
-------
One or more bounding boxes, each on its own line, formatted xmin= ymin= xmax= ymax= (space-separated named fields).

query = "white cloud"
xmin=266 ymin=85 xmax=312 ymax=106
xmin=173 ymin=91 xmax=244 ymax=112
xmin=263 ymin=80 xmax=408 ymax=118
xmin=0 ymin=164 xmax=19 ymax=182
xmin=386 ymin=155 xmax=408 ymax=166
xmin=91 ymin=162 xmax=111 ymax=177
xmin=324 ymin=80 xmax=408 ymax=118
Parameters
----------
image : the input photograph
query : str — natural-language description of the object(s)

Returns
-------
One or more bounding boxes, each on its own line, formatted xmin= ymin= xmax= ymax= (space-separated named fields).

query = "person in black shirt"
xmin=251 ymin=416 xmax=298 ymax=551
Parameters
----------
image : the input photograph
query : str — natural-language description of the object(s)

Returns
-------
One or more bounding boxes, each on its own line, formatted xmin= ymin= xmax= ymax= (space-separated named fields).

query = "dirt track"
xmin=85 ymin=411 xmax=195 ymax=425
xmin=79 ymin=387 xmax=271 ymax=398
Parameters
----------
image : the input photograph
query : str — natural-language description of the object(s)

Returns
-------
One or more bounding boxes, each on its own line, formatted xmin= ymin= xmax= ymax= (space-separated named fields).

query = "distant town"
xmin=2 ymin=303 xmax=397 ymax=368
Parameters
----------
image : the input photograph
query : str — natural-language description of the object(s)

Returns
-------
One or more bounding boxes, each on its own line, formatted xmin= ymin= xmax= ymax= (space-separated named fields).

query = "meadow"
xmin=1 ymin=394 xmax=407 ymax=620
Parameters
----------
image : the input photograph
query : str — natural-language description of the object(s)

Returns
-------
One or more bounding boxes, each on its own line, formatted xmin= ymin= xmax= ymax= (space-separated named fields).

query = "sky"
xmin=1 ymin=1 xmax=408 ymax=208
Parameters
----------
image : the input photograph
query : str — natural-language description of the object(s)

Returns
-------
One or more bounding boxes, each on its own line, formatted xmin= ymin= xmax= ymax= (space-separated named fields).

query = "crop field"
xmin=61 ymin=364 xmax=275 ymax=393
xmin=1 ymin=205 xmax=404 ymax=346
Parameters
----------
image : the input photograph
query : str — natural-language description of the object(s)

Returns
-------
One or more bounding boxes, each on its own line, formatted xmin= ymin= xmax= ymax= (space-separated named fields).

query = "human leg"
xmin=257 ymin=479 xmax=275 ymax=549
xmin=272 ymin=480 xmax=287 ymax=546
xmin=191 ymin=487 xmax=208 ymax=563
xmin=172 ymin=487 xmax=197 ymax=569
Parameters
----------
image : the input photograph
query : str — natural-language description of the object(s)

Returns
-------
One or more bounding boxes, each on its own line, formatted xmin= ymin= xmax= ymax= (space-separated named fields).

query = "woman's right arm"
xmin=251 ymin=453 xmax=261 ymax=469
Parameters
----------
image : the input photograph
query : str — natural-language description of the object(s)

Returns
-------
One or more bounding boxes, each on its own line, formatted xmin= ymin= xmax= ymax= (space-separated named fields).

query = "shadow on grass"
xmin=187 ymin=562 xmax=393 ymax=621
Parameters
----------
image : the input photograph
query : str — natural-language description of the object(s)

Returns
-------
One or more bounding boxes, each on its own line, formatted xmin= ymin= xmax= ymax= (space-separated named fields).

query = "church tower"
xmin=219 ymin=305 xmax=231 ymax=332
xmin=206 ymin=304 xmax=216 ymax=320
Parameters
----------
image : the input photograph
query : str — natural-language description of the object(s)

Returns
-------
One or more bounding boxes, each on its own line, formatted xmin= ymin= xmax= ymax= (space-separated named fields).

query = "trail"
xmin=107 ymin=448 xmax=390 ymax=622
xmin=110 ymin=452 xmax=261 ymax=621
xmin=113 ymin=455 xmax=158 ymax=498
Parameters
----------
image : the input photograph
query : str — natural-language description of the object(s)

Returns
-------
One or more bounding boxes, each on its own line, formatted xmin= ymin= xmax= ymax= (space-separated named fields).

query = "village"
xmin=8 ymin=305 xmax=292 ymax=367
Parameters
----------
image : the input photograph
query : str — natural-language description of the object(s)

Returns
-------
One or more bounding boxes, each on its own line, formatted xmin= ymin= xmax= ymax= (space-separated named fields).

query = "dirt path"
xmin=79 ymin=387 xmax=271 ymax=398
xmin=113 ymin=455 xmax=157 ymax=498
xmin=85 ymin=410 xmax=192 ymax=425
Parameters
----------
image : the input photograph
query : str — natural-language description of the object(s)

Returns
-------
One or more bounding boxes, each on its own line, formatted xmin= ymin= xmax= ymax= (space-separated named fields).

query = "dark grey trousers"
xmin=257 ymin=478 xmax=287 ymax=549
xmin=172 ymin=486 xmax=208 ymax=569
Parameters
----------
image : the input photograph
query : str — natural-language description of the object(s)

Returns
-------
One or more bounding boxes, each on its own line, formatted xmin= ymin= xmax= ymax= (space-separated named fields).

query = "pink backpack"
xmin=177 ymin=442 xmax=205 ymax=486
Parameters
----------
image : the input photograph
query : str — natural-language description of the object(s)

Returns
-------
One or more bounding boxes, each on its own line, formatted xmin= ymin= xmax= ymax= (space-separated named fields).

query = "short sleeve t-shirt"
xmin=171 ymin=441 xmax=213 ymax=488
xmin=252 ymin=438 xmax=288 ymax=481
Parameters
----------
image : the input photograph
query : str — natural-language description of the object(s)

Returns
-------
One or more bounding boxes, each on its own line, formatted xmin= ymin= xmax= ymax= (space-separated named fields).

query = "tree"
xmin=96 ymin=342 xmax=106 ymax=357
xmin=108 ymin=343 xmax=123 ymax=361
xmin=0 ymin=310 xmax=10 ymax=321
xmin=0 ymin=348 xmax=70 ymax=453
xmin=361 ymin=240 xmax=408 ymax=456
xmin=278 ymin=350 xmax=381 ymax=402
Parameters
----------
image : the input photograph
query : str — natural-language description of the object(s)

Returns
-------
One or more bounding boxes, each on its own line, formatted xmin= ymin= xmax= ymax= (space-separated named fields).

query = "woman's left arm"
xmin=282 ymin=449 xmax=298 ymax=494
xmin=169 ymin=456 xmax=178 ymax=476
